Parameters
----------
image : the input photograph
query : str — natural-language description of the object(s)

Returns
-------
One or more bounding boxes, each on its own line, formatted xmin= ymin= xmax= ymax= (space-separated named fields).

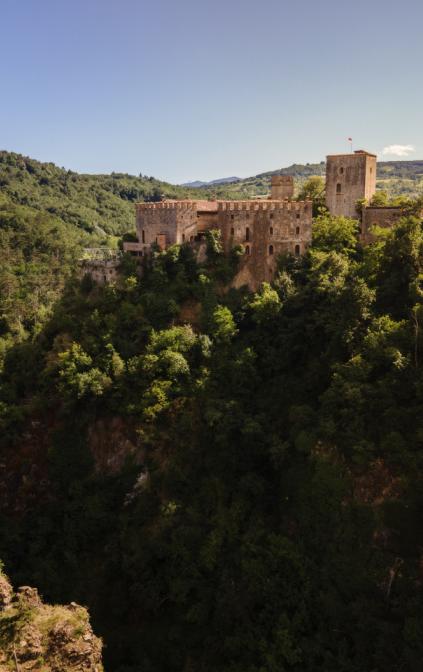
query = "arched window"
xmin=270 ymin=213 xmax=274 ymax=220
xmin=336 ymin=183 xmax=342 ymax=194
xmin=230 ymin=227 xmax=234 ymax=236
xmin=269 ymin=226 xmax=273 ymax=236
xmin=246 ymin=227 xmax=250 ymax=242
xmin=296 ymin=226 xmax=300 ymax=235
xmin=339 ymin=166 xmax=344 ymax=174
xmin=231 ymin=214 xmax=234 ymax=220
xmin=295 ymin=244 xmax=300 ymax=256
xmin=182 ymin=233 xmax=185 ymax=242
xmin=142 ymin=229 xmax=145 ymax=243
xmin=269 ymin=245 xmax=274 ymax=255
xmin=245 ymin=245 xmax=250 ymax=255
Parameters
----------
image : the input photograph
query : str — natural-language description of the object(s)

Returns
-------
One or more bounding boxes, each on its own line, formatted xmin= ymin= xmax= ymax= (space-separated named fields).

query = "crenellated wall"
xmin=131 ymin=194 xmax=312 ymax=290
xmin=136 ymin=201 xmax=199 ymax=247
xmin=218 ymin=200 xmax=312 ymax=288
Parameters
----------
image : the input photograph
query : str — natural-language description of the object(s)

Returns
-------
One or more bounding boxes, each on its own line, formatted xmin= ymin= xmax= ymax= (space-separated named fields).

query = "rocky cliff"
xmin=0 ymin=569 xmax=103 ymax=671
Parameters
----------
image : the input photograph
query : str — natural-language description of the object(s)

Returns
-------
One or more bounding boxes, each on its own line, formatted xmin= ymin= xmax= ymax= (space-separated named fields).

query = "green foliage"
xmin=312 ymin=213 xmax=360 ymax=255
xmin=296 ymin=175 xmax=326 ymax=216
xmin=209 ymin=305 xmax=237 ymax=343
xmin=0 ymin=150 xmax=207 ymax=237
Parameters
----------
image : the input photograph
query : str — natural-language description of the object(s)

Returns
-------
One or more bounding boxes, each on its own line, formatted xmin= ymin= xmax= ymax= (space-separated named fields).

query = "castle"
xmin=123 ymin=175 xmax=312 ymax=290
xmin=83 ymin=149 xmax=408 ymax=288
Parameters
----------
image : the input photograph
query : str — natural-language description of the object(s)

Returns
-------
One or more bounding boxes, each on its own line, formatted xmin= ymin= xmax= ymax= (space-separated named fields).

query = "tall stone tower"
xmin=271 ymin=175 xmax=294 ymax=200
xmin=325 ymin=150 xmax=376 ymax=218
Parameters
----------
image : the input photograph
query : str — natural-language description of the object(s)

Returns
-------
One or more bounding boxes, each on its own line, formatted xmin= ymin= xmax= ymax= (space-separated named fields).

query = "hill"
xmin=201 ymin=159 xmax=423 ymax=199
xmin=0 ymin=151 xmax=207 ymax=241
xmin=182 ymin=176 xmax=241 ymax=188
xmin=1 ymin=151 xmax=422 ymax=240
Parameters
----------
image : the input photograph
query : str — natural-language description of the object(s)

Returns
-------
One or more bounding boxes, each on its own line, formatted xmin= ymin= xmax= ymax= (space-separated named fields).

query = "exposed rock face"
xmin=0 ymin=570 xmax=103 ymax=671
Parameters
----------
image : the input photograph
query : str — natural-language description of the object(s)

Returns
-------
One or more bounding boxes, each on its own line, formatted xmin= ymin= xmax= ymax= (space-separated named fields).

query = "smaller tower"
xmin=271 ymin=175 xmax=294 ymax=200
xmin=325 ymin=150 xmax=376 ymax=219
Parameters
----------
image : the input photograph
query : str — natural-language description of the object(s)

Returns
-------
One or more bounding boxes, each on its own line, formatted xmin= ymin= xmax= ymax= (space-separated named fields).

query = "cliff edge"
xmin=0 ymin=569 xmax=103 ymax=671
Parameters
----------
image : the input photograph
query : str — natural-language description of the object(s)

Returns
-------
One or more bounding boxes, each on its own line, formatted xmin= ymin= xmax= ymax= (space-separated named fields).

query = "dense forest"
xmin=1 ymin=191 xmax=423 ymax=670
xmin=1 ymin=150 xmax=423 ymax=669
xmin=0 ymin=151 xmax=205 ymax=239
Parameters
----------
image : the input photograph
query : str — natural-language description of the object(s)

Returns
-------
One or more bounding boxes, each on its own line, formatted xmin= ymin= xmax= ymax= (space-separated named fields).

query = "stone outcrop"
xmin=0 ymin=570 xmax=103 ymax=671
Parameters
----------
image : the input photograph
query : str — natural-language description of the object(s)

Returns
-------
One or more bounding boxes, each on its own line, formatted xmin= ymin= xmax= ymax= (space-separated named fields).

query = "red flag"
xmin=348 ymin=137 xmax=352 ymax=142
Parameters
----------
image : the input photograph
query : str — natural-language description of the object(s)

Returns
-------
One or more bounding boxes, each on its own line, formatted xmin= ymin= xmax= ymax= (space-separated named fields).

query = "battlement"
xmin=136 ymin=200 xmax=198 ymax=211
xmin=217 ymin=199 xmax=311 ymax=212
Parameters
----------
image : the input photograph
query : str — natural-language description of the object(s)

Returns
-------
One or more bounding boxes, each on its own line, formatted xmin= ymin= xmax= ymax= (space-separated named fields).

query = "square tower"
xmin=325 ymin=150 xmax=376 ymax=219
xmin=271 ymin=175 xmax=294 ymax=200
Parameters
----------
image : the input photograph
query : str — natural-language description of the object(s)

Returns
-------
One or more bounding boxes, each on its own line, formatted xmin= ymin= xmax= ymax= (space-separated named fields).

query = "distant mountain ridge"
xmin=184 ymin=160 xmax=423 ymax=186
xmin=181 ymin=176 xmax=241 ymax=188
xmin=196 ymin=159 xmax=423 ymax=200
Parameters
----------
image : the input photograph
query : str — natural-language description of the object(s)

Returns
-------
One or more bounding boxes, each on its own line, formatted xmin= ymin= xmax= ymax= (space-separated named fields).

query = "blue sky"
xmin=1 ymin=0 xmax=422 ymax=183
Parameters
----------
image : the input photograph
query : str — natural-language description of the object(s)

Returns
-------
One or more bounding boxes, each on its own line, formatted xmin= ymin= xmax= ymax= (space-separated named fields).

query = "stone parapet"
xmin=217 ymin=200 xmax=311 ymax=212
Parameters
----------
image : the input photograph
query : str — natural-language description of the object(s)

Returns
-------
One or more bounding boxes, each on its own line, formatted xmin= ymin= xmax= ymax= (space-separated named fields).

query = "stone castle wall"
xmin=218 ymin=200 xmax=312 ymax=289
xmin=361 ymin=206 xmax=403 ymax=244
xmin=132 ymin=198 xmax=312 ymax=290
xmin=136 ymin=201 xmax=199 ymax=248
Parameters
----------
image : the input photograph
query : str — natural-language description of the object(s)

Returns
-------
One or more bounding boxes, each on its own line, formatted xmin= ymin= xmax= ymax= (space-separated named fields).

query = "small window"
xmin=190 ymin=235 xmax=194 ymax=242
xmin=246 ymin=212 xmax=250 ymax=219
xmin=270 ymin=213 xmax=274 ymax=219
xmin=230 ymin=227 xmax=234 ymax=236
xmin=245 ymin=245 xmax=250 ymax=255
xmin=231 ymin=214 xmax=234 ymax=220
xmin=295 ymin=244 xmax=300 ymax=256
xmin=336 ymin=183 xmax=342 ymax=194
xmin=269 ymin=226 xmax=273 ymax=236
xmin=142 ymin=229 xmax=145 ymax=243
xmin=182 ymin=233 xmax=185 ymax=242
xmin=269 ymin=245 xmax=274 ymax=255
xmin=370 ymin=167 xmax=373 ymax=174
xmin=296 ymin=226 xmax=300 ymax=235
xmin=296 ymin=213 xmax=300 ymax=219
xmin=246 ymin=227 xmax=250 ymax=242
xmin=340 ymin=167 xmax=344 ymax=174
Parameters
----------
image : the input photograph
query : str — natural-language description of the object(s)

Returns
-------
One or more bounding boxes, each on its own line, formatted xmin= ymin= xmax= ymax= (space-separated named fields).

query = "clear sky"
xmin=1 ymin=0 xmax=422 ymax=183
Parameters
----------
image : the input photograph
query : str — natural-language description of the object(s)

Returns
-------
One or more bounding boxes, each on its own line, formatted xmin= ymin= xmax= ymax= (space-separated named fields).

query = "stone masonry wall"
xmin=218 ymin=200 xmax=312 ymax=289
xmin=271 ymin=175 xmax=294 ymax=200
xmin=136 ymin=202 xmax=199 ymax=248
xmin=326 ymin=151 xmax=376 ymax=219
xmin=361 ymin=206 xmax=403 ymax=244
